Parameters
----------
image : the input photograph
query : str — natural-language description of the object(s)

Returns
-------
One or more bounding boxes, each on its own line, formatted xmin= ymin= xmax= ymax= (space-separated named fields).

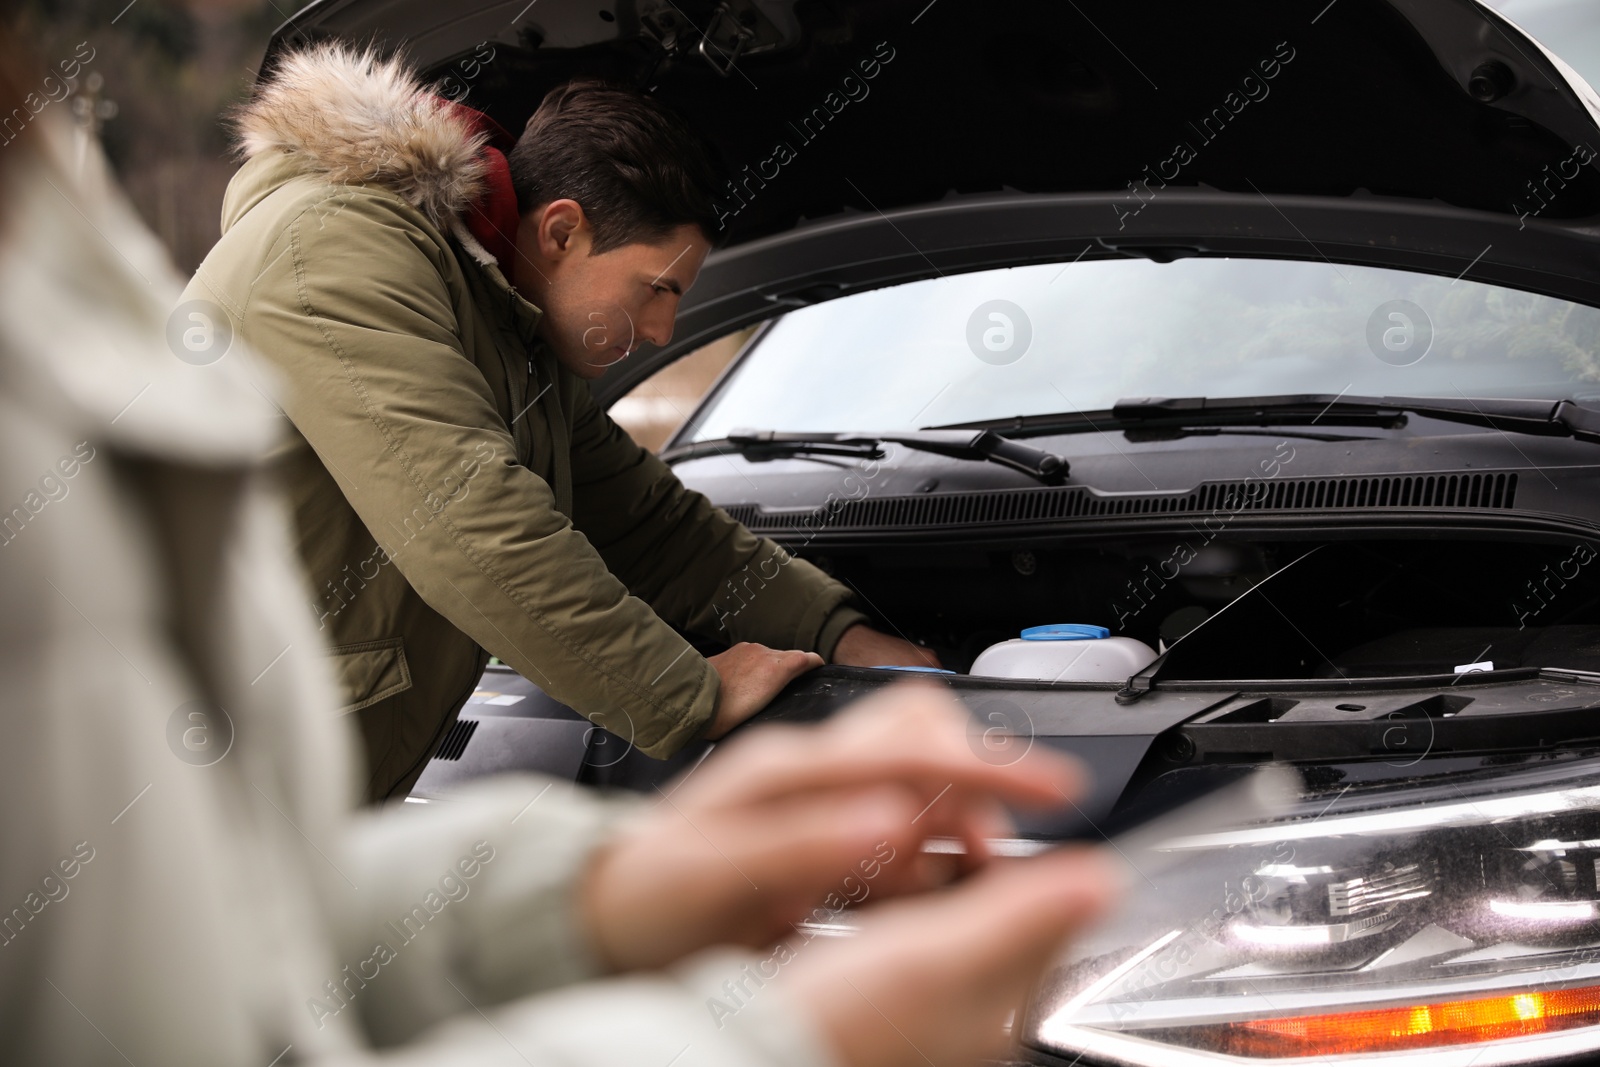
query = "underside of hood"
xmin=268 ymin=0 xmax=1600 ymax=247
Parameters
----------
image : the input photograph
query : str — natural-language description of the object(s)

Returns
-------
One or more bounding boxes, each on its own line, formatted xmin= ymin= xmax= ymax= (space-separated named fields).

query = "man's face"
xmin=510 ymin=201 xmax=711 ymax=380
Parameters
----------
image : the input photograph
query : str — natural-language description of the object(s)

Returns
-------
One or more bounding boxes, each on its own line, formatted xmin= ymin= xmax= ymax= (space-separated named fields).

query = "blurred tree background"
xmin=7 ymin=0 xmax=280 ymax=272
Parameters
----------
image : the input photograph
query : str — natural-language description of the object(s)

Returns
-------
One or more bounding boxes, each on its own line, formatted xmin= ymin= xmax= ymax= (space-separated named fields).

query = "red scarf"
xmin=441 ymin=101 xmax=520 ymax=273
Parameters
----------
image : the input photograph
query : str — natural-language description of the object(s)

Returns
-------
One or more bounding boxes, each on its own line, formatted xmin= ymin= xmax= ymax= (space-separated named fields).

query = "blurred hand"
xmin=832 ymin=624 xmax=942 ymax=669
xmin=580 ymin=681 xmax=1091 ymax=974
xmin=786 ymin=846 xmax=1120 ymax=1067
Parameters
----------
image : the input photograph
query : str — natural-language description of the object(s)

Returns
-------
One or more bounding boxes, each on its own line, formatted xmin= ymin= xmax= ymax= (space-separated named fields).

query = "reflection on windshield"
xmin=683 ymin=258 xmax=1600 ymax=441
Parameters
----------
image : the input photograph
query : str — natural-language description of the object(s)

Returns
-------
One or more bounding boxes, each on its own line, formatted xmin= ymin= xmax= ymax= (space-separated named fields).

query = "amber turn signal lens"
xmin=1157 ymin=984 xmax=1600 ymax=1057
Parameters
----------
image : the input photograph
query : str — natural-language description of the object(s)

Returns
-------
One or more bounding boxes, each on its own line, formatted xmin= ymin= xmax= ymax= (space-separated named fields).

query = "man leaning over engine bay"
xmin=183 ymin=45 xmax=938 ymax=800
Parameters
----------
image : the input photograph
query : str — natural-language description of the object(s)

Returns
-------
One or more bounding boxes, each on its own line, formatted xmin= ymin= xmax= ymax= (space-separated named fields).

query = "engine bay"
xmin=418 ymin=529 xmax=1600 ymax=804
xmin=801 ymin=533 xmax=1600 ymax=682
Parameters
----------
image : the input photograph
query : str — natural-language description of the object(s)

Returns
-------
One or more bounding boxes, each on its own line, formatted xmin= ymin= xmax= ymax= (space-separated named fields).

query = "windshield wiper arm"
xmin=934 ymin=394 xmax=1600 ymax=442
xmin=661 ymin=429 xmax=1070 ymax=484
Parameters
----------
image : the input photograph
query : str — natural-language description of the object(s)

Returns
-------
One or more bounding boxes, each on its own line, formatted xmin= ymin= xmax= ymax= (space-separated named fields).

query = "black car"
xmin=273 ymin=1 xmax=1600 ymax=1063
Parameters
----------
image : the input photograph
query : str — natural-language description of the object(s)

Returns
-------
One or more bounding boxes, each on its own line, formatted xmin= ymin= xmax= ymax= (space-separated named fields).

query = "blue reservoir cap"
xmin=1020 ymin=623 xmax=1110 ymax=641
xmin=871 ymin=665 xmax=957 ymax=673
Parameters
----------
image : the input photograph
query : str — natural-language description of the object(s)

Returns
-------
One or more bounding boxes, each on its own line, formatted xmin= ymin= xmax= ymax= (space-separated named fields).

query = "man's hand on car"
xmin=704 ymin=641 xmax=825 ymax=738
xmin=581 ymin=681 xmax=1119 ymax=1065
xmin=831 ymin=622 xmax=943 ymax=669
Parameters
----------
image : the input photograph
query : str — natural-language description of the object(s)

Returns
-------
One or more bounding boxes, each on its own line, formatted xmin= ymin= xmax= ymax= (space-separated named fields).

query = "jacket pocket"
xmin=326 ymin=637 xmax=412 ymax=714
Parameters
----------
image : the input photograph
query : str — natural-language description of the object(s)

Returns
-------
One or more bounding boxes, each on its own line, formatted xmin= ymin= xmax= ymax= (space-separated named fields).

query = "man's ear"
xmin=533 ymin=199 xmax=589 ymax=260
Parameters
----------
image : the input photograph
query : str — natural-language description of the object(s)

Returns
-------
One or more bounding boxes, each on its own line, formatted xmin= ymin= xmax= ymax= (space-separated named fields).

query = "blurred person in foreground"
xmin=0 ymin=41 xmax=1118 ymax=1066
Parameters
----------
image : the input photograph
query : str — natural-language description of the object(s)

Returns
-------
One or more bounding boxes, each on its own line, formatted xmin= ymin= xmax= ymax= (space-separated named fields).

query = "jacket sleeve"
xmin=564 ymin=379 xmax=870 ymax=658
xmin=222 ymin=189 xmax=718 ymax=757
xmin=334 ymin=777 xmax=838 ymax=1067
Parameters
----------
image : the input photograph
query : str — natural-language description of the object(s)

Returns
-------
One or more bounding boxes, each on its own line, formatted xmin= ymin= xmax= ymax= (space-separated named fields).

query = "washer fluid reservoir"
xmin=968 ymin=624 xmax=1158 ymax=683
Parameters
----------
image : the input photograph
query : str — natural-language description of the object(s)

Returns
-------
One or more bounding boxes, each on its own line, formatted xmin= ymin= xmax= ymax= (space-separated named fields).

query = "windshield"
xmin=682 ymin=258 xmax=1600 ymax=441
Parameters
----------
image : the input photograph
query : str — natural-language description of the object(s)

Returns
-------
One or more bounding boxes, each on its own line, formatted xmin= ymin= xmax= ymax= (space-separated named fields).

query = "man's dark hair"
xmin=507 ymin=79 xmax=724 ymax=254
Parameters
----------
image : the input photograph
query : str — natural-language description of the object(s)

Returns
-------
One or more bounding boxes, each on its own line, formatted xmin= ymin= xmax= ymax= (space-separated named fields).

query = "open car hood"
xmin=268 ymin=0 xmax=1600 ymax=402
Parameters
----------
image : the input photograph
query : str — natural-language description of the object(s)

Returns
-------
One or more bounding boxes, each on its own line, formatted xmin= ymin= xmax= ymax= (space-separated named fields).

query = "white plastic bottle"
xmin=968 ymin=624 xmax=1158 ymax=683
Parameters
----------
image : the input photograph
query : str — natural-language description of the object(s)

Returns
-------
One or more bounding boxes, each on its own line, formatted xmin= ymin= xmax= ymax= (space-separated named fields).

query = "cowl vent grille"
xmin=434 ymin=718 xmax=479 ymax=761
xmin=721 ymin=471 xmax=1518 ymax=534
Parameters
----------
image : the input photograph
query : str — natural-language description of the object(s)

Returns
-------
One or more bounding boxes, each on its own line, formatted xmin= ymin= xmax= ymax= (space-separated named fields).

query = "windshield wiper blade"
xmin=934 ymin=394 xmax=1600 ymax=443
xmin=660 ymin=429 xmax=1070 ymax=484
xmin=1121 ymin=426 xmax=1385 ymax=444
xmin=1112 ymin=395 xmax=1584 ymax=436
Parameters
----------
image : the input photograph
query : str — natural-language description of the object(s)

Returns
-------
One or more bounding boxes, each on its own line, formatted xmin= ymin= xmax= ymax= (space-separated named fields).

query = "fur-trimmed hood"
xmin=233 ymin=44 xmax=493 ymax=242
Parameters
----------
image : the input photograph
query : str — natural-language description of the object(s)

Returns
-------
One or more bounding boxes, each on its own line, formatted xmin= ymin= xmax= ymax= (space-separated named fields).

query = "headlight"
xmin=1027 ymin=757 xmax=1600 ymax=1065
